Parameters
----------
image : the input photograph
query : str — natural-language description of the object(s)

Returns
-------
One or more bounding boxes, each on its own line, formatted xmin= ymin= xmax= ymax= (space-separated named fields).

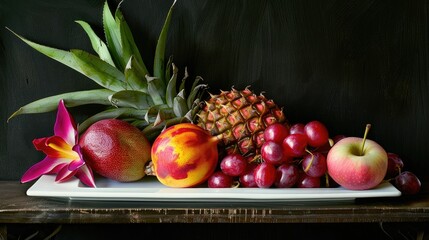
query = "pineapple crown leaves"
xmin=6 ymin=0 xmax=206 ymax=139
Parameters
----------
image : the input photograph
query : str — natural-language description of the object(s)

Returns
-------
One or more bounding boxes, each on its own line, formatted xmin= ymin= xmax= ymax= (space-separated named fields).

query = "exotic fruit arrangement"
xmin=8 ymin=0 xmax=421 ymax=196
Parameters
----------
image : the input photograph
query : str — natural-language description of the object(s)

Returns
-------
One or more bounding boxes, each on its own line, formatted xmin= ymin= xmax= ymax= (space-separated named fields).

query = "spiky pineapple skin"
xmin=196 ymin=87 xmax=288 ymax=160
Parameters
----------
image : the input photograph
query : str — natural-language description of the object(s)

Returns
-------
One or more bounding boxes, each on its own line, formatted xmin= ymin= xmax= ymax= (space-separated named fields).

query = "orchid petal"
xmin=21 ymin=157 xmax=70 ymax=183
xmin=68 ymin=160 xmax=85 ymax=171
xmin=68 ymin=145 xmax=85 ymax=171
xmin=56 ymin=165 xmax=78 ymax=183
xmin=54 ymin=100 xmax=77 ymax=146
xmin=75 ymin=165 xmax=96 ymax=188
xmin=32 ymin=137 xmax=49 ymax=150
xmin=73 ymin=145 xmax=96 ymax=187
xmin=46 ymin=136 xmax=77 ymax=158
xmin=34 ymin=136 xmax=78 ymax=159
xmin=50 ymin=163 xmax=69 ymax=174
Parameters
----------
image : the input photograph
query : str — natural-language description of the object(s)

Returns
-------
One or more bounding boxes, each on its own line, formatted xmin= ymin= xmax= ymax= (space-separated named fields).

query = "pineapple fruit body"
xmin=197 ymin=87 xmax=288 ymax=161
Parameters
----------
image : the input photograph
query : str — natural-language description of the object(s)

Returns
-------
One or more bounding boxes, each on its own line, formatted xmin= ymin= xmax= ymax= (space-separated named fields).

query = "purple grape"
xmin=263 ymin=123 xmax=290 ymax=143
xmin=282 ymin=134 xmax=308 ymax=158
xmin=301 ymin=152 xmax=327 ymax=178
xmin=385 ymin=153 xmax=404 ymax=179
xmin=239 ymin=164 xmax=258 ymax=188
xmin=297 ymin=171 xmax=321 ymax=188
xmin=208 ymin=171 xmax=233 ymax=188
xmin=220 ymin=153 xmax=248 ymax=177
xmin=289 ymin=123 xmax=306 ymax=135
xmin=261 ymin=141 xmax=284 ymax=165
xmin=304 ymin=120 xmax=329 ymax=148
xmin=254 ymin=162 xmax=276 ymax=188
xmin=274 ymin=163 xmax=299 ymax=188
xmin=394 ymin=171 xmax=421 ymax=195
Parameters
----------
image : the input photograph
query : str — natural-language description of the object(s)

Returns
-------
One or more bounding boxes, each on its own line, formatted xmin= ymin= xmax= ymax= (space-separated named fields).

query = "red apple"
xmin=326 ymin=125 xmax=388 ymax=190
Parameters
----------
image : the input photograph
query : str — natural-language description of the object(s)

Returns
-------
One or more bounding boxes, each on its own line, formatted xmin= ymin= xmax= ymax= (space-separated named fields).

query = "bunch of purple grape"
xmin=384 ymin=153 xmax=421 ymax=195
xmin=208 ymin=121 xmax=338 ymax=188
xmin=207 ymin=120 xmax=422 ymax=196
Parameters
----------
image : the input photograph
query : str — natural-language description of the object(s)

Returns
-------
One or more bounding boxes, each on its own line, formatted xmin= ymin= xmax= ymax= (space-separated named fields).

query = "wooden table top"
xmin=1 ymin=180 xmax=428 ymax=224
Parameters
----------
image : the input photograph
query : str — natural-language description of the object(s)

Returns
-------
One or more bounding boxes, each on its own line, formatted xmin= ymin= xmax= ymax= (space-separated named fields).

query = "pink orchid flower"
xmin=21 ymin=100 xmax=96 ymax=187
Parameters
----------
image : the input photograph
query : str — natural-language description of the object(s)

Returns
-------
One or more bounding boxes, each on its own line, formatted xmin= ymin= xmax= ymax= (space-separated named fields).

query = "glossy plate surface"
xmin=26 ymin=175 xmax=401 ymax=202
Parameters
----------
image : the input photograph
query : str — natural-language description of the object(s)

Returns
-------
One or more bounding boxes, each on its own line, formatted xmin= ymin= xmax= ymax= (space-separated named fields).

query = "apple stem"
xmin=360 ymin=124 xmax=371 ymax=156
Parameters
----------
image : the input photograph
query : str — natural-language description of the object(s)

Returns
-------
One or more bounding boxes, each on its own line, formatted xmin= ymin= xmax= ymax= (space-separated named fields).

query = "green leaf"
xmin=7 ymin=28 xmax=126 ymax=92
xmin=151 ymin=108 xmax=178 ymax=127
xmin=190 ymin=99 xmax=202 ymax=122
xmin=115 ymin=9 xmax=148 ymax=74
xmin=142 ymin=116 xmax=185 ymax=142
xmin=7 ymin=28 xmax=86 ymax=75
xmin=187 ymin=76 xmax=204 ymax=108
xmin=179 ymin=67 xmax=189 ymax=93
xmin=71 ymin=49 xmax=126 ymax=91
xmin=131 ymin=119 xmax=150 ymax=129
xmin=124 ymin=56 xmax=148 ymax=92
xmin=190 ymin=76 xmax=204 ymax=95
xmin=75 ymin=20 xmax=116 ymax=67
xmin=159 ymin=107 xmax=176 ymax=119
xmin=78 ymin=107 xmax=148 ymax=133
xmin=165 ymin=55 xmax=173 ymax=85
xmin=165 ymin=63 xmax=178 ymax=107
xmin=8 ymin=89 xmax=115 ymax=122
xmin=183 ymin=109 xmax=193 ymax=122
xmin=144 ymin=105 xmax=175 ymax=123
xmin=109 ymin=90 xmax=154 ymax=109
xmin=154 ymin=0 xmax=177 ymax=85
xmin=103 ymin=1 xmax=124 ymax=70
xmin=173 ymin=89 xmax=188 ymax=117
xmin=187 ymin=83 xmax=207 ymax=109
xmin=142 ymin=123 xmax=166 ymax=142
xmin=146 ymin=75 xmax=165 ymax=105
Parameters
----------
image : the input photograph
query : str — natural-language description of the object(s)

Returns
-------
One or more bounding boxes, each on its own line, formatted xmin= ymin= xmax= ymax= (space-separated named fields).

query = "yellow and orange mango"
xmin=151 ymin=123 xmax=220 ymax=188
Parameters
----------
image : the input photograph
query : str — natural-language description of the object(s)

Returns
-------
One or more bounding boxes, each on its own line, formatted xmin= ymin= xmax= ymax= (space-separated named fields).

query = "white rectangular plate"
xmin=27 ymin=175 xmax=401 ymax=202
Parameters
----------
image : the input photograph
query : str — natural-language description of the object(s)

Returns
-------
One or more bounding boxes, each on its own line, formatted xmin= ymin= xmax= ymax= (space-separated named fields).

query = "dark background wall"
xmin=1 ymin=0 xmax=428 ymax=181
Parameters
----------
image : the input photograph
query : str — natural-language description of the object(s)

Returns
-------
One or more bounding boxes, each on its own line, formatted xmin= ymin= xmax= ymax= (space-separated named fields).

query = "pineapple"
xmin=7 ymin=0 xmax=206 ymax=141
xmin=196 ymin=87 xmax=288 ymax=161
